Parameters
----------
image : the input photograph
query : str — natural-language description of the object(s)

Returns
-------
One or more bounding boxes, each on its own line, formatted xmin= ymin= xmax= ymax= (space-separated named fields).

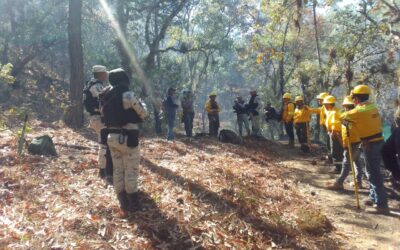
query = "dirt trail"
xmin=272 ymin=142 xmax=400 ymax=250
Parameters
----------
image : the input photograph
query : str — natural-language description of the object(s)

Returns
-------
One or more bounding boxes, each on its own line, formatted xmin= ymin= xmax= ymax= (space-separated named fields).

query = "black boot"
xmin=99 ymin=168 xmax=106 ymax=179
xmin=117 ymin=191 xmax=129 ymax=211
xmin=127 ymin=192 xmax=142 ymax=212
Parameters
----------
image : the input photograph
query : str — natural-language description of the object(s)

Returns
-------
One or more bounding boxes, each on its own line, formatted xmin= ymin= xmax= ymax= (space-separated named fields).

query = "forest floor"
xmin=0 ymin=120 xmax=399 ymax=249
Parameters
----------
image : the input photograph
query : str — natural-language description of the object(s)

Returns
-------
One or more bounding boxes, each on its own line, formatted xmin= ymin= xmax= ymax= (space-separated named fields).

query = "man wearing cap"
xmin=84 ymin=65 xmax=110 ymax=179
xmin=247 ymin=90 xmax=262 ymax=137
xmin=100 ymin=68 xmax=148 ymax=217
xmin=281 ymin=93 xmax=295 ymax=147
xmin=205 ymin=92 xmax=221 ymax=137
xmin=233 ymin=95 xmax=250 ymax=136
xmin=341 ymin=85 xmax=389 ymax=214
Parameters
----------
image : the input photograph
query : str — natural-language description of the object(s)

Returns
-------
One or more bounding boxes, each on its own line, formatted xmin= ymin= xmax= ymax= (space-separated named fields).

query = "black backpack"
xmin=83 ymin=80 xmax=101 ymax=115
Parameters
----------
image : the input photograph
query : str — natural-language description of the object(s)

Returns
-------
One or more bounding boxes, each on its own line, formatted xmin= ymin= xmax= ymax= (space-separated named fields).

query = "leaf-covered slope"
xmin=0 ymin=124 xmax=338 ymax=249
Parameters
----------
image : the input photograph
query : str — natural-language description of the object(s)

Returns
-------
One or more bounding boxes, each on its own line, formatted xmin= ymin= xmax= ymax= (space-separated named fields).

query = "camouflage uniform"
xmin=88 ymin=79 xmax=110 ymax=171
xmin=107 ymin=93 xmax=148 ymax=195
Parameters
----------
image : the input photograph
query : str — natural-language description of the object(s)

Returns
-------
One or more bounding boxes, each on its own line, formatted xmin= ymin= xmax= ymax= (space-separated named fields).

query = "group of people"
xmin=162 ymin=87 xmax=195 ymax=140
xmin=84 ymin=64 xmax=398 ymax=216
xmin=281 ymin=86 xmax=392 ymax=214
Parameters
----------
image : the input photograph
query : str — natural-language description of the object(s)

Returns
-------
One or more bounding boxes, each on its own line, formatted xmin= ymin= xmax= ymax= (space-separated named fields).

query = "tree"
xmin=66 ymin=0 xmax=84 ymax=128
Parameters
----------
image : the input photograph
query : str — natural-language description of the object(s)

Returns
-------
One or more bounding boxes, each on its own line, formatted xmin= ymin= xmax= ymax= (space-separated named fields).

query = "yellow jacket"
xmin=282 ymin=102 xmax=295 ymax=123
xmin=319 ymin=106 xmax=327 ymax=127
xmin=325 ymin=107 xmax=342 ymax=132
xmin=205 ymin=100 xmax=221 ymax=115
xmin=294 ymin=105 xmax=319 ymax=124
xmin=341 ymin=102 xmax=383 ymax=143
xmin=341 ymin=117 xmax=361 ymax=148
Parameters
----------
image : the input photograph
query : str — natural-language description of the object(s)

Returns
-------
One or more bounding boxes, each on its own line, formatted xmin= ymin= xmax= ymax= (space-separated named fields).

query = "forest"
xmin=1 ymin=0 xmax=400 ymax=249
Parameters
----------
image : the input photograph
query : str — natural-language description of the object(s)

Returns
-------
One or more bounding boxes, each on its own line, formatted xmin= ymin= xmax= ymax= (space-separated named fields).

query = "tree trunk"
xmin=116 ymin=0 xmax=131 ymax=76
xmin=66 ymin=0 xmax=84 ymax=129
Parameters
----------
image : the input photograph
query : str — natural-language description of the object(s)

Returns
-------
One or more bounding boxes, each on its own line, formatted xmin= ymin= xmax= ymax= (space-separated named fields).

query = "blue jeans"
xmin=167 ymin=112 xmax=176 ymax=140
xmin=337 ymin=143 xmax=364 ymax=184
xmin=364 ymin=140 xmax=388 ymax=208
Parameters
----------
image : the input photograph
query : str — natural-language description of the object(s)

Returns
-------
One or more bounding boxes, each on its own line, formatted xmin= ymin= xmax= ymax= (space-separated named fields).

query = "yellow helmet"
xmin=317 ymin=92 xmax=329 ymax=100
xmin=295 ymin=96 xmax=304 ymax=102
xmin=352 ymin=84 xmax=371 ymax=95
xmin=323 ymin=95 xmax=336 ymax=104
xmin=209 ymin=92 xmax=217 ymax=97
xmin=342 ymin=96 xmax=354 ymax=105
xmin=283 ymin=93 xmax=291 ymax=100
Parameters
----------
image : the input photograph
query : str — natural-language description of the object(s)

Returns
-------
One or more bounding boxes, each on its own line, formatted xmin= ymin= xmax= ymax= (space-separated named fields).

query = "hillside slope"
xmin=0 ymin=122 xmax=339 ymax=249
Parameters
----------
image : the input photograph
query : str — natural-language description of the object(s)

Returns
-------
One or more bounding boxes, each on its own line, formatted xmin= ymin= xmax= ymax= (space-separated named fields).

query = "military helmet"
xmin=209 ymin=92 xmax=217 ymax=97
xmin=323 ymin=95 xmax=336 ymax=104
xmin=108 ymin=68 xmax=129 ymax=86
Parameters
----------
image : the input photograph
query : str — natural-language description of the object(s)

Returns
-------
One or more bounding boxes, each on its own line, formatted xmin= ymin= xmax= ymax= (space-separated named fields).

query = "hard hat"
xmin=317 ymin=92 xmax=329 ymax=100
xmin=209 ymin=92 xmax=217 ymax=97
xmin=323 ymin=95 xmax=336 ymax=104
xmin=352 ymin=84 xmax=371 ymax=95
xmin=295 ymin=96 xmax=304 ymax=102
xmin=108 ymin=68 xmax=129 ymax=86
xmin=92 ymin=65 xmax=107 ymax=73
xmin=342 ymin=96 xmax=354 ymax=105
xmin=283 ymin=93 xmax=292 ymax=99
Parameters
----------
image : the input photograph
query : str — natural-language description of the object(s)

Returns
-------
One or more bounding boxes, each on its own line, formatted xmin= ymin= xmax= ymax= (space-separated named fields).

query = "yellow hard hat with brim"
xmin=323 ymin=95 xmax=336 ymax=104
xmin=283 ymin=93 xmax=291 ymax=99
xmin=295 ymin=96 xmax=304 ymax=102
xmin=342 ymin=96 xmax=354 ymax=105
xmin=352 ymin=84 xmax=371 ymax=95
xmin=317 ymin=92 xmax=329 ymax=100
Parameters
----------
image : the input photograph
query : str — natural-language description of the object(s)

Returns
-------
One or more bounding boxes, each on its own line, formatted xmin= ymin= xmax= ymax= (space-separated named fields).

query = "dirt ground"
xmin=273 ymin=142 xmax=400 ymax=250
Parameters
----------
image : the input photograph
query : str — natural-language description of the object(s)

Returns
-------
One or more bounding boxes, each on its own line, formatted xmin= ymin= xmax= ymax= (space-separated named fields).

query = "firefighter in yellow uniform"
xmin=316 ymin=92 xmax=332 ymax=162
xmin=341 ymin=85 xmax=388 ymax=213
xmin=293 ymin=96 xmax=319 ymax=152
xmin=323 ymin=95 xmax=343 ymax=173
xmin=281 ymin=93 xmax=295 ymax=147
xmin=205 ymin=92 xmax=221 ymax=137
xmin=327 ymin=96 xmax=364 ymax=190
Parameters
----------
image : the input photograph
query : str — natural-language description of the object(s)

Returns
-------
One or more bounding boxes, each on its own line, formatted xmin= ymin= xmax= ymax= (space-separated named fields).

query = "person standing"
xmin=316 ymin=92 xmax=332 ymax=163
xmin=83 ymin=65 xmax=110 ymax=179
xmin=205 ymin=92 xmax=221 ymax=137
xmin=327 ymin=96 xmax=364 ymax=190
xmin=381 ymin=100 xmax=400 ymax=181
xmin=181 ymin=89 xmax=195 ymax=137
xmin=100 ymin=68 xmax=148 ymax=217
xmin=281 ymin=93 xmax=295 ymax=147
xmin=165 ymin=88 xmax=179 ymax=141
xmin=324 ymin=95 xmax=344 ymax=173
xmin=293 ymin=96 xmax=319 ymax=152
xmin=247 ymin=90 xmax=262 ymax=137
xmin=264 ymin=102 xmax=279 ymax=140
xmin=342 ymin=84 xmax=389 ymax=214
xmin=233 ymin=95 xmax=250 ymax=136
